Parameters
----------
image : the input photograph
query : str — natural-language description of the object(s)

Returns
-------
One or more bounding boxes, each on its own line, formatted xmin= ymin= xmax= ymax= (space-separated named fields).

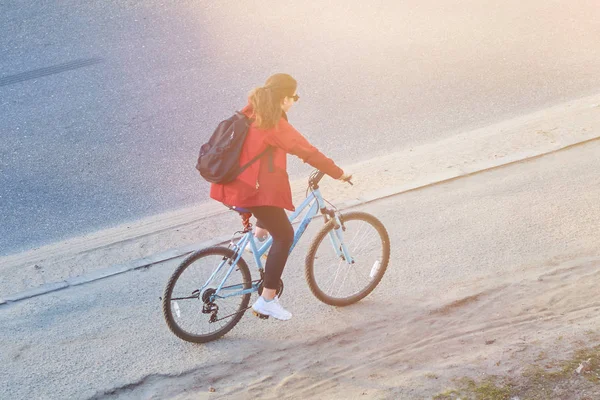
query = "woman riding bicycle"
xmin=210 ymin=73 xmax=350 ymax=320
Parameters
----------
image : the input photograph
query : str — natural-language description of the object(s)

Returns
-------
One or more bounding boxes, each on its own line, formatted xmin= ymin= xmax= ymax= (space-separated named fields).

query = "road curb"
xmin=4 ymin=281 xmax=69 ymax=303
xmin=1 ymin=134 xmax=599 ymax=306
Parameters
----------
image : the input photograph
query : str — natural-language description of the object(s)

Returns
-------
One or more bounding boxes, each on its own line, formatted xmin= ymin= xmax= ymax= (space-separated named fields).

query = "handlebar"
xmin=309 ymin=170 xmax=353 ymax=188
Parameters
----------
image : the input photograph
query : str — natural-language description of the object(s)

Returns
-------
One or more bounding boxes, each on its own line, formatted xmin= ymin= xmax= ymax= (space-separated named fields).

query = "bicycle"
xmin=162 ymin=170 xmax=390 ymax=343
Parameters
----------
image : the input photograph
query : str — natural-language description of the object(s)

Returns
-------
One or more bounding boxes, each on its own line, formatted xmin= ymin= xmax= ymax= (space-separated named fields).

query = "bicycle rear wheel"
xmin=305 ymin=212 xmax=390 ymax=306
xmin=162 ymin=246 xmax=252 ymax=343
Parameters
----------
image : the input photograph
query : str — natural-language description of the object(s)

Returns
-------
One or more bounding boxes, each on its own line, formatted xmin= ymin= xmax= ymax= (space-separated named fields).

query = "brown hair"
xmin=248 ymin=73 xmax=297 ymax=129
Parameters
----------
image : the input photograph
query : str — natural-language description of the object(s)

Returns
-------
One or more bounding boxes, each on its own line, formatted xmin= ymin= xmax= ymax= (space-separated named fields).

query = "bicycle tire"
xmin=162 ymin=246 xmax=252 ymax=343
xmin=305 ymin=211 xmax=390 ymax=306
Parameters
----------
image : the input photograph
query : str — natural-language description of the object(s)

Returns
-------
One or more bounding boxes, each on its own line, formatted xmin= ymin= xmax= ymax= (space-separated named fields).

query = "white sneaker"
xmin=252 ymin=296 xmax=292 ymax=321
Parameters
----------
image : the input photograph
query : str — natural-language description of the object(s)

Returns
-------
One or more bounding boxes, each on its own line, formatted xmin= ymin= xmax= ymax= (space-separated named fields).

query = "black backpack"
xmin=196 ymin=112 xmax=271 ymax=184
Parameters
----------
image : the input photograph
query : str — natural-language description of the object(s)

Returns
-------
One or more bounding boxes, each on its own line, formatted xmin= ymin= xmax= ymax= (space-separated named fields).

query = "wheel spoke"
xmin=337 ymin=264 xmax=351 ymax=297
xmin=349 ymin=223 xmax=372 ymax=253
xmin=327 ymin=259 xmax=345 ymax=295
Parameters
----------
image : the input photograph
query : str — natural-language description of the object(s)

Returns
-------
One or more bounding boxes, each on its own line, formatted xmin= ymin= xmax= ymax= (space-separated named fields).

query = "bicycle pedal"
xmin=252 ymin=310 xmax=269 ymax=320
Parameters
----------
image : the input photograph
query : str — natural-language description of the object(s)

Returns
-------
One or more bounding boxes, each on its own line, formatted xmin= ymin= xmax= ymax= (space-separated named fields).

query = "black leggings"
xmin=249 ymin=206 xmax=294 ymax=290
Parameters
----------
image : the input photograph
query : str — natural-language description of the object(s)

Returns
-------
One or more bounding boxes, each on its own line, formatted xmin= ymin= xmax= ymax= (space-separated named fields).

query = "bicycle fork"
xmin=327 ymin=215 xmax=355 ymax=264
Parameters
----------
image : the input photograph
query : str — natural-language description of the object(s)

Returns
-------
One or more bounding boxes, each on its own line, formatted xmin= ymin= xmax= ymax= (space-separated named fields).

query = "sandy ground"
xmin=110 ymin=255 xmax=600 ymax=400
xmin=1 ymin=93 xmax=599 ymax=299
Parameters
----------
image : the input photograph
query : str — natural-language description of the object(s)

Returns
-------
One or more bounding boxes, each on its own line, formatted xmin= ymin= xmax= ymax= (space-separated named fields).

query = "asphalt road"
xmin=1 ymin=0 xmax=599 ymax=255
xmin=2 ymin=138 xmax=599 ymax=400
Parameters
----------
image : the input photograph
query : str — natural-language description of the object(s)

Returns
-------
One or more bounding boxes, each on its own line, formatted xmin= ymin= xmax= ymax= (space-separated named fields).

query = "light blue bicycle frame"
xmin=200 ymin=187 xmax=355 ymax=301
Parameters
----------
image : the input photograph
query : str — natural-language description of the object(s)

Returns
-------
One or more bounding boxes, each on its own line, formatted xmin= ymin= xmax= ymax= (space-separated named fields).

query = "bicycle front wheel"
xmin=162 ymin=246 xmax=252 ymax=343
xmin=305 ymin=212 xmax=390 ymax=306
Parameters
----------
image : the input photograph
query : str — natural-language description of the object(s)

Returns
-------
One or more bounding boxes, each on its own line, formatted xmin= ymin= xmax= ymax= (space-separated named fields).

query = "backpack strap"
xmin=235 ymin=112 xmax=274 ymax=174
xmin=237 ymin=146 xmax=273 ymax=176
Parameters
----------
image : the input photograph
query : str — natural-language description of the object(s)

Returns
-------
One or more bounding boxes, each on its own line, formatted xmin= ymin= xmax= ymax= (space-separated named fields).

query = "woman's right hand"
xmin=338 ymin=173 xmax=353 ymax=182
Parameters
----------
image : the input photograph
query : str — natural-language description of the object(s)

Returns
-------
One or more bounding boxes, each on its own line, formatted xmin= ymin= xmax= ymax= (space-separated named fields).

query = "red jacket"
xmin=210 ymin=104 xmax=343 ymax=211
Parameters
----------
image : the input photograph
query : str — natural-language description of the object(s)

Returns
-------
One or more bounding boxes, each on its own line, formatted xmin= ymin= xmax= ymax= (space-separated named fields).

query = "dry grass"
xmin=434 ymin=345 xmax=600 ymax=400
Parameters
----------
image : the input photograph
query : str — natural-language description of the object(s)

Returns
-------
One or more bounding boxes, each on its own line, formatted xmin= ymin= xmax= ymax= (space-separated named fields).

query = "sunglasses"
xmin=290 ymin=94 xmax=300 ymax=102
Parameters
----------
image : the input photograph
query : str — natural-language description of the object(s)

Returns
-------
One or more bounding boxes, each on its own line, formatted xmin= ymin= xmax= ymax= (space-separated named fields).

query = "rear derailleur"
xmin=200 ymin=288 xmax=219 ymax=323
